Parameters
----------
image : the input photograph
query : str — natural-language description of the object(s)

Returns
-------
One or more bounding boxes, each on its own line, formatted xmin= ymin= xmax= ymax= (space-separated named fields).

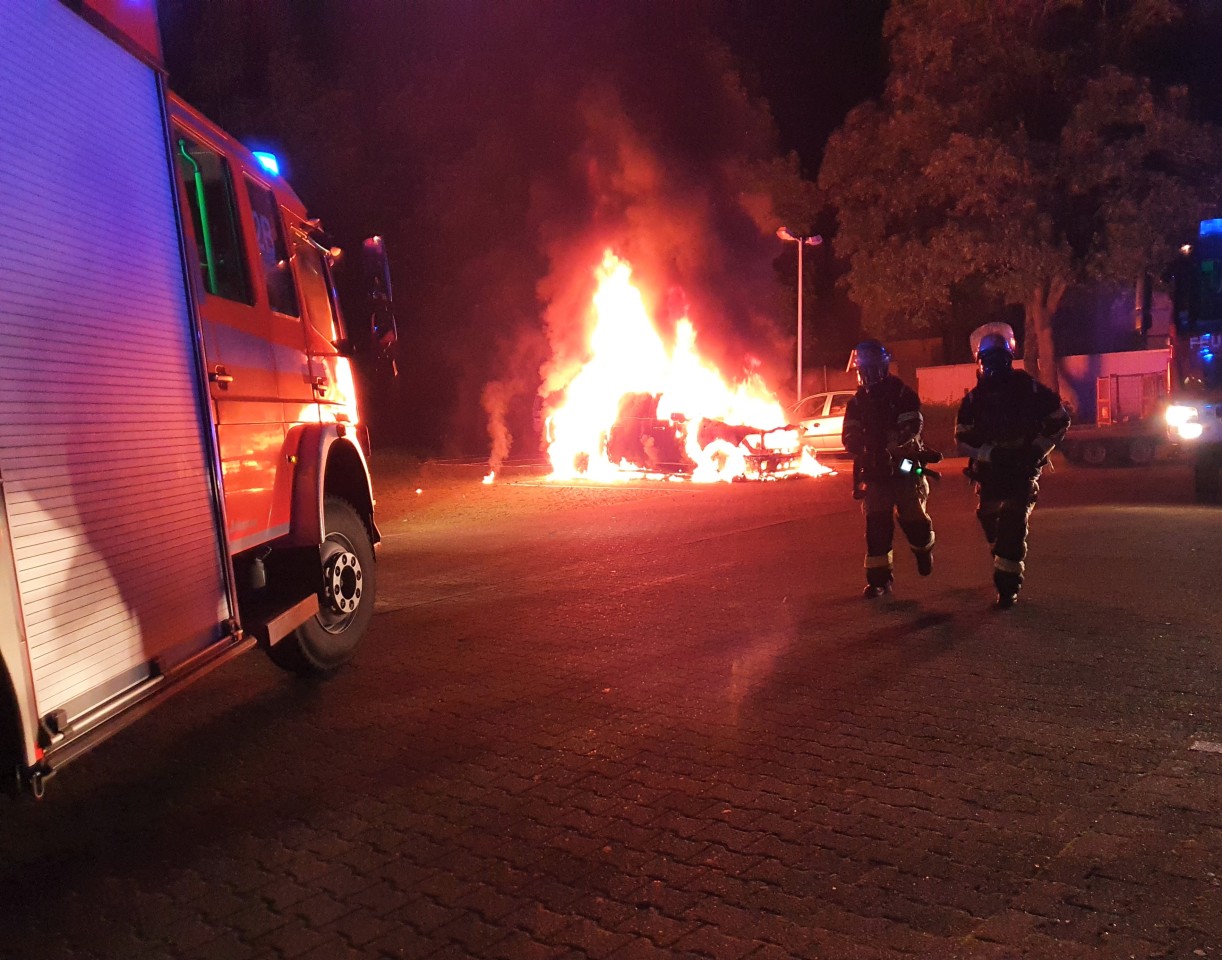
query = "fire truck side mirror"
xmin=362 ymin=236 xmax=399 ymax=367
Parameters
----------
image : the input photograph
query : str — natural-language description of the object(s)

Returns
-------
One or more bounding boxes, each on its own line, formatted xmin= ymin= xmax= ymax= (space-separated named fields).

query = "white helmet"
xmin=969 ymin=322 xmax=1017 ymax=359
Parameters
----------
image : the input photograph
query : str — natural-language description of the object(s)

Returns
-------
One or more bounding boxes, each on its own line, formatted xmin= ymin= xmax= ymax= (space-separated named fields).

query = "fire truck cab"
xmin=0 ymin=1 xmax=395 ymax=795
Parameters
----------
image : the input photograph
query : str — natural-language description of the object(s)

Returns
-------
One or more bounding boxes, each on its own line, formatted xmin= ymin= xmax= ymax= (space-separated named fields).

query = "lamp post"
xmin=777 ymin=227 xmax=822 ymax=405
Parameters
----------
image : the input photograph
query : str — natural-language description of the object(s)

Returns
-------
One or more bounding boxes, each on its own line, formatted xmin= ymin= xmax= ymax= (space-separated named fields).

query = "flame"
xmin=542 ymin=251 xmax=831 ymax=483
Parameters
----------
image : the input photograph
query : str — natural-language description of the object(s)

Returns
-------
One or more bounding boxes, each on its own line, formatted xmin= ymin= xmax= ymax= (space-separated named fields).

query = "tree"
xmin=818 ymin=0 xmax=1222 ymax=398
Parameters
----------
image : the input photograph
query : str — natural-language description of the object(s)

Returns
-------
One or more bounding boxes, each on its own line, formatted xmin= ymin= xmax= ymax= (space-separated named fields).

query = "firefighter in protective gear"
xmin=956 ymin=323 xmax=1070 ymax=609
xmin=842 ymin=340 xmax=936 ymax=599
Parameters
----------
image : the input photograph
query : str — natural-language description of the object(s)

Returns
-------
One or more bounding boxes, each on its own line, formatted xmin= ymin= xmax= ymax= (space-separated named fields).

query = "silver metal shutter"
xmin=0 ymin=3 xmax=231 ymax=718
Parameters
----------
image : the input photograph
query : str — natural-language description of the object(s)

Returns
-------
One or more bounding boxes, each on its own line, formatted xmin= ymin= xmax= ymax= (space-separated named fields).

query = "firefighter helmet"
xmin=970 ymin=323 xmax=1017 ymax=379
xmin=851 ymin=339 xmax=891 ymax=388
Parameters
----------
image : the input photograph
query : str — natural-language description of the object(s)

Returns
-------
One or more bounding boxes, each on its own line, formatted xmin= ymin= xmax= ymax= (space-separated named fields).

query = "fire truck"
xmin=1164 ymin=219 xmax=1222 ymax=502
xmin=0 ymin=2 xmax=397 ymax=795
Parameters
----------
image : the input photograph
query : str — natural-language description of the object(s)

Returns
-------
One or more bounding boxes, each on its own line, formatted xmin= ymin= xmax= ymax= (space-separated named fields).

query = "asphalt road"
xmin=1 ymin=454 xmax=1220 ymax=960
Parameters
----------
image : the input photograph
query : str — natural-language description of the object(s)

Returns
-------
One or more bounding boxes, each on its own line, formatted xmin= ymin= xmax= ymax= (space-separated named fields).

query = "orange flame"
xmin=542 ymin=251 xmax=830 ymax=483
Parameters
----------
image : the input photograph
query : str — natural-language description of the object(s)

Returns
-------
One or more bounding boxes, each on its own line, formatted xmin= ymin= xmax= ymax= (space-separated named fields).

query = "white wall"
xmin=916 ymin=348 xmax=1168 ymax=419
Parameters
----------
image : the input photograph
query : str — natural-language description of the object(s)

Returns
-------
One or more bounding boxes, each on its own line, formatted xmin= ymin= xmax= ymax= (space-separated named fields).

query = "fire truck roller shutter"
xmin=0 ymin=4 xmax=233 ymax=720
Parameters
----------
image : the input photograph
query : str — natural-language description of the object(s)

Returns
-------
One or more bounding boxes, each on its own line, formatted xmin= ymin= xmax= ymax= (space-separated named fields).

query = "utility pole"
xmin=777 ymin=227 xmax=822 ymax=405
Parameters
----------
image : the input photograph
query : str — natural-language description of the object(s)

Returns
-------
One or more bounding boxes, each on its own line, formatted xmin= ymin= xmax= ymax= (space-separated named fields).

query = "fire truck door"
xmin=173 ymin=131 xmax=286 ymax=552
xmin=243 ymin=180 xmax=319 ymax=427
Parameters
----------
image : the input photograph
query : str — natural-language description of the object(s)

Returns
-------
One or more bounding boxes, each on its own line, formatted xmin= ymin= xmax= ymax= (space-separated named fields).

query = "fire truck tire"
xmin=1126 ymin=437 xmax=1157 ymax=465
xmin=272 ymin=497 xmax=376 ymax=677
xmin=1079 ymin=440 xmax=1111 ymax=466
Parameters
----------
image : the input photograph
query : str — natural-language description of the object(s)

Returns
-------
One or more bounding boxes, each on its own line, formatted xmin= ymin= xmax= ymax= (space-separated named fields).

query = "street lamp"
xmin=777 ymin=227 xmax=823 ymax=405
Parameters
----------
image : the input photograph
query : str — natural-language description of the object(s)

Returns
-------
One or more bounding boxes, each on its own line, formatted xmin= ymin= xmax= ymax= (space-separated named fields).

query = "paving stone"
xmin=670 ymin=924 xmax=761 ymax=960
xmin=547 ymin=916 xmax=635 ymax=959
xmin=251 ymin=921 xmax=329 ymax=959
xmin=225 ymin=902 xmax=290 ymax=941
xmin=366 ymin=920 xmax=441 ymax=959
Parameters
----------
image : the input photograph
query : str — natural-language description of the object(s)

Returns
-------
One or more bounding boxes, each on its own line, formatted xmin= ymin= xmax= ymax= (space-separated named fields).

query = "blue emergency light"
xmin=1199 ymin=218 xmax=1222 ymax=238
xmin=252 ymin=151 xmax=281 ymax=177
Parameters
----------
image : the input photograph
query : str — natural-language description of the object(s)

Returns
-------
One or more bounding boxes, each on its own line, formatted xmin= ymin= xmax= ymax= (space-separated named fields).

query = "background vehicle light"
xmin=1177 ymin=422 xmax=1205 ymax=440
xmin=1165 ymin=404 xmax=1199 ymax=426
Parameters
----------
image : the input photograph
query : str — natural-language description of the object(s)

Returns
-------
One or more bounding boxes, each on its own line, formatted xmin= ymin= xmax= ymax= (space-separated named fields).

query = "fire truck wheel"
xmin=1079 ymin=440 xmax=1111 ymax=466
xmin=273 ymin=497 xmax=376 ymax=677
xmin=1126 ymin=437 xmax=1157 ymax=466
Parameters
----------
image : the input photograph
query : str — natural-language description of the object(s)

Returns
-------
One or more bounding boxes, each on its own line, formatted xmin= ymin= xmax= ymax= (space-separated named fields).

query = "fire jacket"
xmin=955 ymin=370 xmax=1071 ymax=480
xmin=842 ymin=375 xmax=924 ymax=473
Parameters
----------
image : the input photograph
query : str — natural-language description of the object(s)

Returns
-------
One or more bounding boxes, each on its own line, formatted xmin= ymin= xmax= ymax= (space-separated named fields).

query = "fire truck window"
xmin=293 ymin=235 xmax=338 ymax=342
xmin=245 ymin=181 xmax=300 ymax=317
xmin=173 ymin=135 xmax=252 ymax=304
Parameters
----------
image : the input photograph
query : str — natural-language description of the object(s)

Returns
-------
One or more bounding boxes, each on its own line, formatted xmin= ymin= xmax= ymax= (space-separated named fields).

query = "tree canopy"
xmin=818 ymin=0 xmax=1222 ymax=395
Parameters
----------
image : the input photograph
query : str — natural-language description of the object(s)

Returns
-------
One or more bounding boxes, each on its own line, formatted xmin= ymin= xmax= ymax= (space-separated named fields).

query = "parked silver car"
xmin=790 ymin=390 xmax=855 ymax=453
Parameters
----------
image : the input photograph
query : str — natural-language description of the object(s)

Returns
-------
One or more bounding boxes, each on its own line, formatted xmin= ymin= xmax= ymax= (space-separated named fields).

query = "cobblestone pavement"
xmin=1 ymin=458 xmax=1219 ymax=960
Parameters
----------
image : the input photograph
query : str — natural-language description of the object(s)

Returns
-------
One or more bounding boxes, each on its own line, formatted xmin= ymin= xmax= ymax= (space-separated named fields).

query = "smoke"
xmin=532 ymin=79 xmax=796 ymax=453
xmin=480 ymin=326 xmax=547 ymax=475
xmin=440 ymin=16 xmax=806 ymax=470
xmin=481 ymin=380 xmax=513 ymax=476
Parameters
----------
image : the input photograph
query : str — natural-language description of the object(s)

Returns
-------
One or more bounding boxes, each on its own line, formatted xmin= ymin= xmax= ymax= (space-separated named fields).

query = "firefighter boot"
xmin=993 ymin=570 xmax=1021 ymax=609
xmin=862 ymin=579 xmax=893 ymax=600
xmin=911 ymin=534 xmax=935 ymax=577
xmin=863 ymin=556 xmax=894 ymax=599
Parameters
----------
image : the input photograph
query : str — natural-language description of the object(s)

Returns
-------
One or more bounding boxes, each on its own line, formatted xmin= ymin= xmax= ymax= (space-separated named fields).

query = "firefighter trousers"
xmin=976 ymin=478 xmax=1038 ymax=597
xmin=862 ymin=476 xmax=934 ymax=587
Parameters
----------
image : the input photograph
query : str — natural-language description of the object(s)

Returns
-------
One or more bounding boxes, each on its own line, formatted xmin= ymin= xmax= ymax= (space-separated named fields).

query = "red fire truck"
xmin=0 ymin=2 xmax=396 ymax=795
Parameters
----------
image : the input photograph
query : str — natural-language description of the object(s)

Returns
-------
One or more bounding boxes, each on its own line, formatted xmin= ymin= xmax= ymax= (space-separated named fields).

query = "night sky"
xmin=702 ymin=1 xmax=888 ymax=173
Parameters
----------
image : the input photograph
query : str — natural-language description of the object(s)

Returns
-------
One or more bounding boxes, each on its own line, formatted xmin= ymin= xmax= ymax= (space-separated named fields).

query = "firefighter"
xmin=842 ymin=340 xmax=936 ymax=598
xmin=955 ymin=323 xmax=1071 ymax=609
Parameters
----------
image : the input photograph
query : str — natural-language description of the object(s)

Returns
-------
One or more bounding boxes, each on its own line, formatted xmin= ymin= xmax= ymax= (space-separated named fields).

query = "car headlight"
xmin=1179 ymin=422 xmax=1205 ymax=440
xmin=1165 ymin=404 xmax=1199 ymax=426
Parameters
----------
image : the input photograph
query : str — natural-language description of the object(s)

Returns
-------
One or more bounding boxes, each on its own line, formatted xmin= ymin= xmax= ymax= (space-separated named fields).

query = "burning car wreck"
xmin=599 ymin=391 xmax=819 ymax=481
xmin=487 ymin=250 xmax=833 ymax=485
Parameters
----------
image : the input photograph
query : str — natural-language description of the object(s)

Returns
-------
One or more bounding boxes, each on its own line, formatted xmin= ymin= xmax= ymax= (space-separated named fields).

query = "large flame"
xmin=543 ymin=251 xmax=829 ymax=483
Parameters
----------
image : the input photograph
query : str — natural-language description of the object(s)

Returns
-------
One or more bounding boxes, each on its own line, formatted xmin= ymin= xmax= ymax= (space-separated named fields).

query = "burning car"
xmin=535 ymin=251 xmax=831 ymax=483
